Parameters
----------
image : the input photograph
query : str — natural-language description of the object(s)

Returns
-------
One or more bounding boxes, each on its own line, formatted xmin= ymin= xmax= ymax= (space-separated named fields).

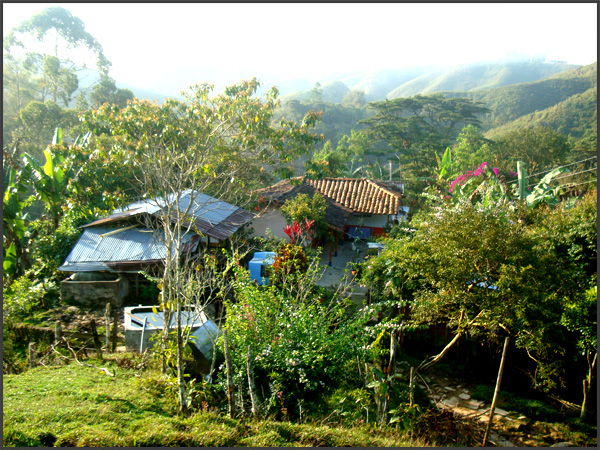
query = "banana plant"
xmin=3 ymin=166 xmax=33 ymax=281
xmin=435 ymin=147 xmax=453 ymax=181
xmin=21 ymin=127 xmax=74 ymax=229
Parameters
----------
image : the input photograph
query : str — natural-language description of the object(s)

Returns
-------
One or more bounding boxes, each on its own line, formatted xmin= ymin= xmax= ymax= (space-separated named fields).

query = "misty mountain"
xmin=386 ymin=61 xmax=576 ymax=99
xmin=278 ymin=61 xmax=579 ymax=104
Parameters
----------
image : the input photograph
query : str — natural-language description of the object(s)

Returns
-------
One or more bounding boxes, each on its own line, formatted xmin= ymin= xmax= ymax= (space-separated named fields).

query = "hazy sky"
xmin=3 ymin=2 xmax=598 ymax=95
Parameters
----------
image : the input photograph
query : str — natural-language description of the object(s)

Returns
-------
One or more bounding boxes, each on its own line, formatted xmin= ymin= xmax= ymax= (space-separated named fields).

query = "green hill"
xmin=439 ymin=63 xmax=597 ymax=131
xmin=386 ymin=61 xmax=577 ymax=99
xmin=484 ymin=86 xmax=597 ymax=140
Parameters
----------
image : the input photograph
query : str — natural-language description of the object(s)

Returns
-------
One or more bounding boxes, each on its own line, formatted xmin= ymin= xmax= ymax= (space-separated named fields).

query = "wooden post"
xmin=247 ymin=345 xmax=260 ymax=416
xmin=409 ymin=366 xmax=415 ymax=407
xmin=54 ymin=321 xmax=63 ymax=342
xmin=111 ymin=306 xmax=118 ymax=352
xmin=105 ymin=303 xmax=111 ymax=350
xmin=483 ymin=336 xmax=510 ymax=447
xmin=89 ymin=320 xmax=103 ymax=359
xmin=223 ymin=329 xmax=236 ymax=417
xmin=28 ymin=342 xmax=36 ymax=368
xmin=140 ymin=316 xmax=148 ymax=353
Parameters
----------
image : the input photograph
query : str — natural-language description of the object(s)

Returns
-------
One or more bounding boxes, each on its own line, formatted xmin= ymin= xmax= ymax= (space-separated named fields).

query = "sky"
xmin=3 ymin=2 xmax=598 ymax=96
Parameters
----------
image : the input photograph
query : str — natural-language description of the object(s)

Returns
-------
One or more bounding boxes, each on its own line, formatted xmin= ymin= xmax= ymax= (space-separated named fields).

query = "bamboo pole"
xmin=483 ymin=336 xmax=510 ymax=447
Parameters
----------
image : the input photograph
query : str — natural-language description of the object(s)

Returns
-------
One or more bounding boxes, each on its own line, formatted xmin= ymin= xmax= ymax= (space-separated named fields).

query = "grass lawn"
xmin=3 ymin=356 xmax=425 ymax=447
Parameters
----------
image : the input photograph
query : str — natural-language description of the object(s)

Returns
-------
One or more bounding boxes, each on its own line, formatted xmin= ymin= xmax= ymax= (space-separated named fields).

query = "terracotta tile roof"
xmin=255 ymin=177 xmax=404 ymax=222
xmin=255 ymin=179 xmax=353 ymax=231
xmin=306 ymin=178 xmax=403 ymax=215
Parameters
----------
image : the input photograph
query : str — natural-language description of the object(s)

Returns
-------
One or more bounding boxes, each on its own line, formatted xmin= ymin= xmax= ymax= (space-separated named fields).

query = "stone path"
xmin=396 ymin=362 xmax=526 ymax=447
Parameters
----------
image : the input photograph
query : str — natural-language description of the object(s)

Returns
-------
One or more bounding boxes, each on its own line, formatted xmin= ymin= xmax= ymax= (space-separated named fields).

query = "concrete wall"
xmin=61 ymin=276 xmax=130 ymax=309
xmin=250 ymin=206 xmax=288 ymax=239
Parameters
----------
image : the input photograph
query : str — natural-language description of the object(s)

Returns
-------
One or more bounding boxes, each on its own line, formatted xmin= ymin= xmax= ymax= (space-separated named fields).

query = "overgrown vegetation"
xmin=2 ymin=6 xmax=597 ymax=447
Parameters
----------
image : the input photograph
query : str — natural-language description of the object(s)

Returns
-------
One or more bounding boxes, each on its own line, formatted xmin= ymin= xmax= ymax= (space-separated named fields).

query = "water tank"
xmin=248 ymin=251 xmax=276 ymax=285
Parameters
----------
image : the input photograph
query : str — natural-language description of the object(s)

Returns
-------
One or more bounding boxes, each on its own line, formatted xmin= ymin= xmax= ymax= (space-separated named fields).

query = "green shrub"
xmin=221 ymin=264 xmax=378 ymax=419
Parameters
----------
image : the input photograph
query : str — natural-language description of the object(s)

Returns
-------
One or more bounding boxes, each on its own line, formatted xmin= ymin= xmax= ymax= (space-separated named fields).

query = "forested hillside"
xmin=441 ymin=63 xmax=597 ymax=133
xmin=485 ymin=86 xmax=597 ymax=141
xmin=386 ymin=60 xmax=576 ymax=99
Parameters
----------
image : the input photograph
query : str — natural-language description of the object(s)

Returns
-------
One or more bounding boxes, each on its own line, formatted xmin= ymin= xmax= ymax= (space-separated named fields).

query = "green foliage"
xmin=89 ymin=74 xmax=134 ymax=108
xmin=359 ymin=94 xmax=489 ymax=183
xmin=495 ymin=126 xmax=571 ymax=176
xmin=3 ymin=272 xmax=59 ymax=320
xmin=221 ymin=265 xmax=375 ymax=418
xmin=280 ymin=191 xmax=328 ymax=242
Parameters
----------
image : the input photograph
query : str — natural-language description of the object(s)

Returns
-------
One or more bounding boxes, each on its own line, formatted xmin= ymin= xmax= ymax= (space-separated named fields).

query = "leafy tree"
xmin=451 ymin=125 xmax=498 ymax=173
xmin=495 ymin=126 xmax=571 ymax=177
xmin=359 ymin=94 xmax=489 ymax=180
xmin=4 ymin=6 xmax=111 ymax=74
xmin=281 ymin=192 xmax=328 ymax=243
xmin=22 ymin=53 xmax=79 ymax=106
xmin=89 ymin=75 xmax=134 ymax=109
xmin=310 ymin=82 xmax=323 ymax=101
xmin=361 ymin=202 xmax=567 ymax=383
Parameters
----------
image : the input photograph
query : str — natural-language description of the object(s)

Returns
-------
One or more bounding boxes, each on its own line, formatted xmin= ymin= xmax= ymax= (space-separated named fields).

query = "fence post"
xmin=111 ymin=306 xmax=118 ymax=352
xmin=89 ymin=319 xmax=103 ymax=359
xmin=54 ymin=321 xmax=63 ymax=342
xmin=28 ymin=342 xmax=36 ymax=368
xmin=105 ymin=303 xmax=111 ymax=351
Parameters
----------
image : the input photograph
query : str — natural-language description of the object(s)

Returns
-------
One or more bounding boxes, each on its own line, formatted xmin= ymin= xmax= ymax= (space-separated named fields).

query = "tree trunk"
xmin=247 ymin=345 xmax=260 ymax=416
xmin=223 ymin=329 xmax=236 ymax=417
xmin=580 ymin=351 xmax=597 ymax=419
xmin=176 ymin=301 xmax=188 ymax=414
xmin=483 ymin=336 xmax=510 ymax=446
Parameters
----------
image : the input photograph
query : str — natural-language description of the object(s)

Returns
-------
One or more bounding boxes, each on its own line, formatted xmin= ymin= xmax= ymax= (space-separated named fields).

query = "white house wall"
xmin=250 ymin=207 xmax=288 ymax=239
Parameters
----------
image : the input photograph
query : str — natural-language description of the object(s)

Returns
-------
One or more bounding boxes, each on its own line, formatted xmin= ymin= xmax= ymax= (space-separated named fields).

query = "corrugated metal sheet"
xmin=59 ymin=226 xmax=200 ymax=273
xmin=83 ymin=189 xmax=253 ymax=241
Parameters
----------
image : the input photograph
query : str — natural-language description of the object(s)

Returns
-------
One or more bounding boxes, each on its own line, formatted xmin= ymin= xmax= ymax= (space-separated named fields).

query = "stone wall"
xmin=61 ymin=276 xmax=130 ymax=309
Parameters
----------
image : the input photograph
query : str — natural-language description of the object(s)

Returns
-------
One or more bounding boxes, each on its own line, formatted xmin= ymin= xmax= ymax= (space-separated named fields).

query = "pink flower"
xmin=492 ymin=168 xmax=499 ymax=177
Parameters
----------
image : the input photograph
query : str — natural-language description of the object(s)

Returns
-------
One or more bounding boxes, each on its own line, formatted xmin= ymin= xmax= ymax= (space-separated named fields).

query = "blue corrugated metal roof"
xmin=114 ymin=190 xmax=238 ymax=224
xmin=84 ymin=189 xmax=253 ymax=241
xmin=59 ymin=226 xmax=199 ymax=272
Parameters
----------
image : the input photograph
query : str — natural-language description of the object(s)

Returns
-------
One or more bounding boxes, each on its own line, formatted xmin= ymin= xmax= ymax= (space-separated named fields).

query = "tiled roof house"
xmin=252 ymin=177 xmax=406 ymax=241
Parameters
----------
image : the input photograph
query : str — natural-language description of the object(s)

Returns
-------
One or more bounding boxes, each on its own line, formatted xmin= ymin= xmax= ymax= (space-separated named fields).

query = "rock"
xmin=494 ymin=407 xmax=509 ymax=416
xmin=462 ymin=399 xmax=484 ymax=410
xmin=458 ymin=393 xmax=471 ymax=400
xmin=442 ymin=397 xmax=459 ymax=408
xmin=443 ymin=386 xmax=455 ymax=391
xmin=551 ymin=442 xmax=577 ymax=447
xmin=66 ymin=306 xmax=81 ymax=315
